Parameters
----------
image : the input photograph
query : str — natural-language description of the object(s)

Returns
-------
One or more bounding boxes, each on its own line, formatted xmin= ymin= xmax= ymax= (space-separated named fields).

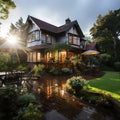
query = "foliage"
xmin=9 ymin=17 xmax=30 ymax=45
xmin=70 ymin=56 xmax=81 ymax=66
xmin=79 ymin=90 xmax=108 ymax=105
xmin=16 ymin=103 xmax=42 ymax=120
xmin=0 ymin=87 xmax=19 ymax=120
xmin=0 ymin=86 xmax=43 ymax=120
xmin=99 ymin=53 xmax=111 ymax=65
xmin=0 ymin=0 xmax=16 ymax=20
xmin=0 ymin=52 xmax=11 ymax=71
xmin=18 ymin=93 xmax=36 ymax=107
xmin=87 ymin=86 xmax=120 ymax=102
xmin=61 ymin=67 xmax=72 ymax=74
xmin=66 ymin=76 xmax=88 ymax=95
xmin=49 ymin=67 xmax=61 ymax=75
xmin=17 ymin=64 xmax=28 ymax=71
xmin=90 ymin=8 xmax=120 ymax=62
xmin=46 ymin=42 xmax=70 ymax=52
xmin=33 ymin=64 xmax=45 ymax=76
xmin=114 ymin=61 xmax=120 ymax=71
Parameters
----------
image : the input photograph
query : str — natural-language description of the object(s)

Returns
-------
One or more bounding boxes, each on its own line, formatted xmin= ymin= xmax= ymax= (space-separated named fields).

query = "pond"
xmin=24 ymin=75 xmax=119 ymax=120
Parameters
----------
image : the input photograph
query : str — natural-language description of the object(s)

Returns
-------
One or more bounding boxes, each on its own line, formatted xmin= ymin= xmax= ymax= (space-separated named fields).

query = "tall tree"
xmin=9 ymin=17 xmax=30 ymax=63
xmin=0 ymin=0 xmax=16 ymax=20
xmin=9 ymin=17 xmax=29 ymax=45
xmin=90 ymin=9 xmax=120 ymax=61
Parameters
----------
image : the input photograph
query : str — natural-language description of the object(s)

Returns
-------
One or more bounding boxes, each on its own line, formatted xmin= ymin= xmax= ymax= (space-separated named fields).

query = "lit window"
xmin=37 ymin=52 xmax=41 ymax=62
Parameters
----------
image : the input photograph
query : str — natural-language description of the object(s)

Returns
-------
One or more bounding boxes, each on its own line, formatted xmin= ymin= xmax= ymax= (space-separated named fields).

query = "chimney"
xmin=65 ymin=18 xmax=71 ymax=24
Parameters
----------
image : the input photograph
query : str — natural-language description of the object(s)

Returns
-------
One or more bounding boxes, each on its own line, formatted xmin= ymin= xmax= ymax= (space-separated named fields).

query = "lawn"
xmin=89 ymin=71 xmax=120 ymax=95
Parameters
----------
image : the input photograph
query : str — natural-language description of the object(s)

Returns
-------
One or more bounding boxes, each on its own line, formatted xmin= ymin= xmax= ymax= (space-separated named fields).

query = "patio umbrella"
xmin=81 ymin=50 xmax=100 ymax=68
xmin=81 ymin=50 xmax=100 ymax=56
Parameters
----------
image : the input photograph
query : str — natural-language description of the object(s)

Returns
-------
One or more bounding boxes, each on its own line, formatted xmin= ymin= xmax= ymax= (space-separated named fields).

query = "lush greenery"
xmin=0 ymin=52 xmax=28 ymax=71
xmin=33 ymin=64 xmax=45 ymax=76
xmin=0 ymin=53 xmax=11 ymax=71
xmin=0 ymin=86 xmax=43 ymax=120
xmin=66 ymin=76 xmax=88 ymax=95
xmin=0 ymin=0 xmax=16 ymax=21
xmin=87 ymin=86 xmax=120 ymax=102
xmin=89 ymin=71 xmax=120 ymax=95
xmin=90 ymin=8 xmax=120 ymax=63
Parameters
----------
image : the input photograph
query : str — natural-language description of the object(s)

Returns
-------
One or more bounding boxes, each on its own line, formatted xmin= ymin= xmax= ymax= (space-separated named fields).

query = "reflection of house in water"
xmin=45 ymin=79 xmax=66 ymax=99
xmin=31 ymin=78 xmax=67 ymax=99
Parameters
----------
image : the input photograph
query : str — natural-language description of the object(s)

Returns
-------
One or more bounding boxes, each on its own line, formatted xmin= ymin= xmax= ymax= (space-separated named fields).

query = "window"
xmin=73 ymin=36 xmax=80 ymax=45
xmin=68 ymin=35 xmax=73 ymax=44
xmin=37 ymin=52 xmax=41 ymax=62
xmin=28 ymin=30 xmax=40 ymax=42
xmin=46 ymin=34 xmax=52 ymax=44
xmin=68 ymin=33 xmax=80 ymax=46
xmin=36 ymin=31 xmax=40 ymax=40
xmin=33 ymin=52 xmax=36 ymax=62
xmin=32 ymin=32 xmax=36 ymax=41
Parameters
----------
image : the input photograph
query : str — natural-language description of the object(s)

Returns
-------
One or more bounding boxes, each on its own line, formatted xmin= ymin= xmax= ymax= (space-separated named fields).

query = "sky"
xmin=0 ymin=0 xmax=120 ymax=37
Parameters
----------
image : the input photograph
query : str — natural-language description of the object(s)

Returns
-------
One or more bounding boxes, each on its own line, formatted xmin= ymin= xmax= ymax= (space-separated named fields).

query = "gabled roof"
xmin=86 ymin=42 xmax=97 ymax=50
xmin=27 ymin=16 xmax=84 ymax=37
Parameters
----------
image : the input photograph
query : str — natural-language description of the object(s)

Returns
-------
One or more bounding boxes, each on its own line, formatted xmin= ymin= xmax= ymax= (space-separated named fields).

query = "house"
xmin=26 ymin=16 xmax=86 ymax=64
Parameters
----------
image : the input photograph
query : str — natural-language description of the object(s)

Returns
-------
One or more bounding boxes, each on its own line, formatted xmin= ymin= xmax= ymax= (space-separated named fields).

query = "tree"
xmin=90 ymin=9 xmax=120 ymax=61
xmin=9 ymin=17 xmax=29 ymax=45
xmin=9 ymin=17 xmax=30 ymax=64
xmin=0 ymin=0 xmax=16 ymax=20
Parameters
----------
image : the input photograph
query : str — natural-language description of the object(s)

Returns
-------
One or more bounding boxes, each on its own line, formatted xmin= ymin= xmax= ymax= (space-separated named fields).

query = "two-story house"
xmin=26 ymin=16 xmax=86 ymax=64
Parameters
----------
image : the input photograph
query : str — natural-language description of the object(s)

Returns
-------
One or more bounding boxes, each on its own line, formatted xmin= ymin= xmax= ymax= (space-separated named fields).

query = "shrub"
xmin=99 ymin=53 xmax=111 ymax=65
xmin=114 ymin=61 xmax=120 ymax=71
xmin=61 ymin=67 xmax=72 ymax=74
xmin=33 ymin=64 xmax=45 ymax=76
xmin=18 ymin=93 xmax=36 ymax=107
xmin=16 ymin=103 xmax=42 ymax=120
xmin=49 ymin=67 xmax=61 ymax=75
xmin=0 ymin=87 xmax=19 ymax=120
xmin=17 ymin=64 xmax=28 ymax=71
xmin=66 ymin=76 xmax=88 ymax=95
xmin=0 ymin=53 xmax=11 ymax=71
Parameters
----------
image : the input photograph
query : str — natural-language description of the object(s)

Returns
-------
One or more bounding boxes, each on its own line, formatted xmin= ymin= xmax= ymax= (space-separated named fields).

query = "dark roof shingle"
xmin=28 ymin=16 xmax=84 ymax=37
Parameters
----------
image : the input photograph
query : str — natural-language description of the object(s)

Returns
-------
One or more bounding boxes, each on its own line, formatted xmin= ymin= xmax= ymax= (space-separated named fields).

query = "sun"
xmin=7 ymin=35 xmax=18 ymax=45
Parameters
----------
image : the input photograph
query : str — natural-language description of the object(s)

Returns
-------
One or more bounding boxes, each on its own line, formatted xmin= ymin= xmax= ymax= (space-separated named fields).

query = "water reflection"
xmin=25 ymin=75 xmax=119 ymax=120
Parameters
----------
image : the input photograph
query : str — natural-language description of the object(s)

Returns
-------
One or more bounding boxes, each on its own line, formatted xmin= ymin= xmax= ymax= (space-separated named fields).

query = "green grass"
xmin=89 ymin=71 xmax=120 ymax=95
xmin=87 ymin=86 xmax=120 ymax=102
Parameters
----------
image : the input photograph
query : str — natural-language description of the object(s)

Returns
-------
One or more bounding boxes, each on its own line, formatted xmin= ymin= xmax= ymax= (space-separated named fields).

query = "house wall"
xmin=27 ymin=18 xmax=85 ymax=64
xmin=29 ymin=24 xmax=40 ymax=33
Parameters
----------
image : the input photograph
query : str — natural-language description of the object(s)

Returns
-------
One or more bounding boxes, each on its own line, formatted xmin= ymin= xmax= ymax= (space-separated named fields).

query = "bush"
xmin=49 ymin=67 xmax=61 ymax=75
xmin=16 ymin=103 xmax=42 ymax=120
xmin=17 ymin=64 xmax=28 ymax=71
xmin=18 ymin=93 xmax=36 ymax=107
xmin=99 ymin=53 xmax=111 ymax=65
xmin=61 ymin=67 xmax=72 ymax=74
xmin=0 ymin=53 xmax=11 ymax=71
xmin=0 ymin=87 xmax=19 ymax=120
xmin=114 ymin=61 xmax=120 ymax=71
xmin=33 ymin=64 xmax=45 ymax=76
xmin=66 ymin=76 xmax=88 ymax=96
